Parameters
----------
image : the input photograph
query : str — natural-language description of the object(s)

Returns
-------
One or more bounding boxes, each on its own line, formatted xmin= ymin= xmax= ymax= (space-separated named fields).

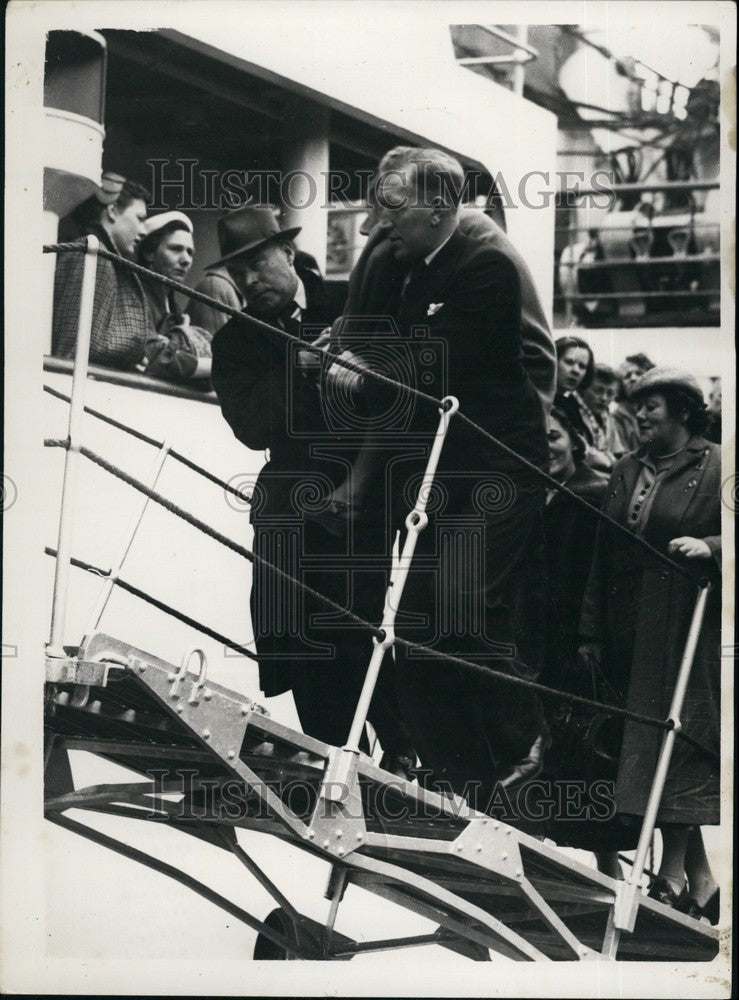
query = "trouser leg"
xmin=396 ymin=489 xmax=546 ymax=806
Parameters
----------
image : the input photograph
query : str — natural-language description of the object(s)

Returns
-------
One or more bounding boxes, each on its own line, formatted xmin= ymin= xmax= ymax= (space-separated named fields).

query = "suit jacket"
xmin=344 ymin=210 xmax=556 ymax=413
xmin=386 ymin=227 xmax=548 ymax=492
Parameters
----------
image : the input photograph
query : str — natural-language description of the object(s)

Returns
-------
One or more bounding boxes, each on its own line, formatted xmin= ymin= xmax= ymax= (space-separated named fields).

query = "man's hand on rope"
xmin=668 ymin=536 xmax=712 ymax=560
xmin=296 ymin=326 xmax=332 ymax=374
xmin=325 ymin=348 xmax=368 ymax=398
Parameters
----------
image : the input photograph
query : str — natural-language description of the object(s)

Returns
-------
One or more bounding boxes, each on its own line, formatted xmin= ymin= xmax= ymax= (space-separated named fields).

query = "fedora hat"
xmin=209 ymin=205 xmax=301 ymax=268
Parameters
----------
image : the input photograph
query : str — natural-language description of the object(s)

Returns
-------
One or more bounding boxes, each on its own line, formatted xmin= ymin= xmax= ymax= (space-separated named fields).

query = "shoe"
xmin=379 ymin=751 xmax=416 ymax=782
xmin=675 ymin=887 xmax=719 ymax=924
xmin=674 ymin=894 xmax=704 ymax=920
xmin=647 ymin=877 xmax=690 ymax=909
xmin=701 ymin=888 xmax=720 ymax=925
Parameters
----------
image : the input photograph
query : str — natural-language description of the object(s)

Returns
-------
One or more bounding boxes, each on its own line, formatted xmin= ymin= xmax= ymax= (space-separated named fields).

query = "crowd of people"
xmin=49 ymin=151 xmax=723 ymax=923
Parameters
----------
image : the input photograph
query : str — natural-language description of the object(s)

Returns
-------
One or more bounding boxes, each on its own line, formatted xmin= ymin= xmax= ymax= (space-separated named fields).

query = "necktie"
xmin=401 ymin=259 xmax=428 ymax=297
xmin=277 ymin=301 xmax=301 ymax=335
xmin=398 ymin=260 xmax=428 ymax=330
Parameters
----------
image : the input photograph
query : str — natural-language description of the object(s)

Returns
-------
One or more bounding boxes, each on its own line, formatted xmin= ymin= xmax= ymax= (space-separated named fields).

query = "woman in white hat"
xmin=137 ymin=211 xmax=212 ymax=383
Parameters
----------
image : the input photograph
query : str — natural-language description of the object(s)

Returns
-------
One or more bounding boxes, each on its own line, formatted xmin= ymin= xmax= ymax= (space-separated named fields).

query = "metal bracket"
xmin=45 ymin=656 xmax=112 ymax=687
xmin=449 ymin=817 xmax=524 ymax=881
xmin=613 ymin=880 xmax=641 ymax=933
xmin=306 ymin=748 xmax=367 ymax=860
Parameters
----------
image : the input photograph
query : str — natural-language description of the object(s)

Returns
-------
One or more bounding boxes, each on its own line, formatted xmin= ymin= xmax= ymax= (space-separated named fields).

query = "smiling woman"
xmin=579 ymin=367 xmax=721 ymax=919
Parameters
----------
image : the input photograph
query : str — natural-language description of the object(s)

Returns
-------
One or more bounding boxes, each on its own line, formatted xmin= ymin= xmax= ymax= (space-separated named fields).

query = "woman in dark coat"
xmin=544 ymin=407 xmax=608 ymax=694
xmin=541 ymin=408 xmax=627 ymax=870
xmin=579 ymin=368 xmax=721 ymax=921
xmin=554 ymin=336 xmax=613 ymax=475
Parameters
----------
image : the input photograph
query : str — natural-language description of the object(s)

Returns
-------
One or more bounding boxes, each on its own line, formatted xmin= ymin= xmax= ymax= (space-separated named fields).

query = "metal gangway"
xmin=43 ymin=237 xmax=721 ymax=962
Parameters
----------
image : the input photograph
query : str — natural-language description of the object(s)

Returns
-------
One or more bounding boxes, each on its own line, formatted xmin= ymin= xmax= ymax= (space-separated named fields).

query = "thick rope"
xmin=43 ymin=383 xmax=251 ymax=506
xmin=43 ymin=435 xmax=718 ymax=761
xmin=44 ymin=437 xmax=383 ymax=641
xmin=44 ymin=546 xmax=258 ymax=661
xmin=43 ymin=240 xmax=695 ymax=582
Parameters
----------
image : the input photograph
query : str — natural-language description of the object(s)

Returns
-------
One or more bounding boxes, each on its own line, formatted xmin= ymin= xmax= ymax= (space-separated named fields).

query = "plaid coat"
xmin=52 ymin=227 xmax=151 ymax=369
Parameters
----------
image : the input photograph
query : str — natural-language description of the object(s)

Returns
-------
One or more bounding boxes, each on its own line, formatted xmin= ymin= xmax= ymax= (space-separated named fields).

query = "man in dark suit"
xmin=340 ymin=149 xmax=550 ymax=808
xmin=211 ymin=206 xmax=410 ymax=754
xmin=344 ymin=161 xmax=556 ymax=416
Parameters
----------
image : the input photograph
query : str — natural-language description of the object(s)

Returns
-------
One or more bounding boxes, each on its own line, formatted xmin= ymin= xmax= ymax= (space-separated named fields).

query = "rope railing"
xmin=43 ymin=383 xmax=251 ymax=506
xmin=43 ymin=241 xmax=696 ymax=583
xmin=43 ymin=434 xmax=718 ymax=762
xmin=44 ymin=437 xmax=384 ymax=641
xmin=43 ymin=546 xmax=259 ymax=661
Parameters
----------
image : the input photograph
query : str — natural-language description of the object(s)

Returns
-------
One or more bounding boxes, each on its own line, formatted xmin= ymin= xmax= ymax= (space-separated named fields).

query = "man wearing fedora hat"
xmin=212 ymin=206 xmax=418 ymax=760
xmin=211 ymin=208 xmax=415 ymax=757
xmin=210 ymin=208 xmax=343 ymax=737
xmin=190 ymin=205 xmax=324 ymax=336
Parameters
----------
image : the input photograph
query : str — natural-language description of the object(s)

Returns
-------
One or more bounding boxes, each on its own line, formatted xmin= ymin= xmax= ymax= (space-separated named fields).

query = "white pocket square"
xmin=426 ymin=302 xmax=445 ymax=316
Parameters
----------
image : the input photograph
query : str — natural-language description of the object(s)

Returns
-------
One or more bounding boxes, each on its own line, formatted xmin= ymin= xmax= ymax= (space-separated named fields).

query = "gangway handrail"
xmin=42 ymin=240 xmax=699 ymax=584
xmin=44 ymin=383 xmax=252 ymax=506
xmin=44 ymin=545 xmax=259 ymax=661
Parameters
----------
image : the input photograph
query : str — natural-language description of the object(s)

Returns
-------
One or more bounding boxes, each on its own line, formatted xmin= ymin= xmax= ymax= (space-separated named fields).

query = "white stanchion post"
xmin=47 ymin=236 xmax=99 ymax=657
xmin=611 ymin=580 xmax=712 ymax=942
xmin=320 ymin=396 xmax=459 ymax=799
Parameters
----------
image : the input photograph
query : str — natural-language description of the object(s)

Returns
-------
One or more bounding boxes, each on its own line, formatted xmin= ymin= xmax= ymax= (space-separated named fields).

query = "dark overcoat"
xmin=580 ymin=438 xmax=721 ymax=825
xmin=543 ymin=463 xmax=608 ymax=693
xmin=370 ymin=227 xmax=550 ymax=802
xmin=344 ymin=211 xmax=556 ymax=414
xmin=211 ymin=266 xmax=340 ymax=698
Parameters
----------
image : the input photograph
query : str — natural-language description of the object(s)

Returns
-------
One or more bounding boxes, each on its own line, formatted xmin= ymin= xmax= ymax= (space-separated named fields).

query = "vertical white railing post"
xmin=47 ymin=236 xmax=99 ymax=658
xmin=318 ymin=396 xmax=459 ymax=799
xmin=610 ymin=580 xmax=712 ymax=946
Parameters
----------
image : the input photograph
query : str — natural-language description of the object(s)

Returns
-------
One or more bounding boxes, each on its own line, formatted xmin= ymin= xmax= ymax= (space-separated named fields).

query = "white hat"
xmin=143 ymin=211 xmax=194 ymax=236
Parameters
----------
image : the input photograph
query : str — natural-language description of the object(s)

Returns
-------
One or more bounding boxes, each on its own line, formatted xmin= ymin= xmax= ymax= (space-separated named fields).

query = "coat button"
xmin=660 ymin=572 xmax=668 ymax=581
xmin=688 ymin=478 xmax=697 ymax=487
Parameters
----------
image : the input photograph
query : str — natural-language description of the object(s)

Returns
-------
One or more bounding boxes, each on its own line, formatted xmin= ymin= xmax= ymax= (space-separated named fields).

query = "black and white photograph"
xmin=1 ymin=1 xmax=735 ymax=995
